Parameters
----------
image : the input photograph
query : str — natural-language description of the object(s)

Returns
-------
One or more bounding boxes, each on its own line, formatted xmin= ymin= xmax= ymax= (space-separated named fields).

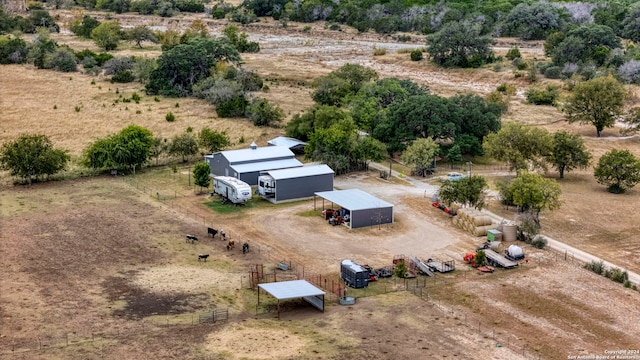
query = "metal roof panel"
xmin=314 ymin=189 xmax=393 ymax=211
xmin=231 ymin=159 xmax=303 ymax=174
xmin=219 ymin=146 xmax=295 ymax=163
xmin=258 ymin=280 xmax=325 ymax=300
xmin=265 ymin=164 xmax=334 ymax=180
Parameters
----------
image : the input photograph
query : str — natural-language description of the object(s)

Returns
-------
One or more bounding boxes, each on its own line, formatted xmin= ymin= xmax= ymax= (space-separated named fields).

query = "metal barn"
xmin=314 ymin=189 xmax=394 ymax=229
xmin=267 ymin=136 xmax=307 ymax=154
xmin=258 ymin=164 xmax=334 ymax=203
xmin=204 ymin=143 xmax=302 ymax=185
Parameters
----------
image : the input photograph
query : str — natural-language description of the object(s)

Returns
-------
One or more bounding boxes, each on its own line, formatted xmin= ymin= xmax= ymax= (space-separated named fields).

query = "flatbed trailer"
xmin=409 ymin=256 xmax=433 ymax=276
xmin=483 ymin=249 xmax=518 ymax=269
xmin=426 ymin=259 xmax=455 ymax=273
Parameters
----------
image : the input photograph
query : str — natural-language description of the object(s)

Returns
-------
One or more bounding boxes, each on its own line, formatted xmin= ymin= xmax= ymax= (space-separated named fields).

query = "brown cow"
xmin=226 ymin=240 xmax=235 ymax=250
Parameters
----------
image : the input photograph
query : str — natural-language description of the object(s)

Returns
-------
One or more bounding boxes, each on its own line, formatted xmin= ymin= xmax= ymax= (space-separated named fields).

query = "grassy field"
xmin=3 ymin=10 xmax=640 ymax=359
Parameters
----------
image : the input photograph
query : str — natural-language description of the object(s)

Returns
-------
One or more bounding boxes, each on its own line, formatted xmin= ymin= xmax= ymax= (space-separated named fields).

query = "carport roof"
xmin=258 ymin=280 xmax=325 ymax=300
xmin=314 ymin=189 xmax=393 ymax=211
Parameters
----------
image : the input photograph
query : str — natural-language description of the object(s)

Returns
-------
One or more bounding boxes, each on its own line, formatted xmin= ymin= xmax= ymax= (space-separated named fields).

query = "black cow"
xmin=198 ymin=254 xmax=209 ymax=262
xmin=186 ymin=234 xmax=198 ymax=243
xmin=207 ymin=227 xmax=218 ymax=238
xmin=242 ymin=242 xmax=249 ymax=254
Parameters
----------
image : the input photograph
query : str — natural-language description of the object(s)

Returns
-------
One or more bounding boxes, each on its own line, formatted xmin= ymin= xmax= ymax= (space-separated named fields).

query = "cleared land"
xmin=1 ymin=10 xmax=640 ymax=359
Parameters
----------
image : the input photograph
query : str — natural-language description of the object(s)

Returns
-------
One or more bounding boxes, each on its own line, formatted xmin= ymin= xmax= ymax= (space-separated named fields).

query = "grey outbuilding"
xmin=204 ymin=143 xmax=302 ymax=185
xmin=257 ymin=164 xmax=334 ymax=203
xmin=314 ymin=189 xmax=394 ymax=229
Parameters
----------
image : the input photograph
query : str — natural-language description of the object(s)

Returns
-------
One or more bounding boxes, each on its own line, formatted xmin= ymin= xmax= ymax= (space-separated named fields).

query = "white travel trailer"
xmin=213 ymin=176 xmax=252 ymax=204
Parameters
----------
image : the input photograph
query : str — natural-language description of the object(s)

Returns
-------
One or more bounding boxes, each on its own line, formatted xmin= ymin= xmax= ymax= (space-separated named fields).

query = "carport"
xmin=257 ymin=280 xmax=325 ymax=319
xmin=314 ymin=189 xmax=394 ymax=229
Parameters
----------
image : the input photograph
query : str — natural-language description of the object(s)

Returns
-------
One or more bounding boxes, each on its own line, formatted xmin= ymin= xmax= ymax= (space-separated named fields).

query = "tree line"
xmin=0 ymin=125 xmax=229 ymax=187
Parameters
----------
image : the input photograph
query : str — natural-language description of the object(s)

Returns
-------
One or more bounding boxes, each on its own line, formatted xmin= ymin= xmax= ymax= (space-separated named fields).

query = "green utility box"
xmin=487 ymin=229 xmax=502 ymax=242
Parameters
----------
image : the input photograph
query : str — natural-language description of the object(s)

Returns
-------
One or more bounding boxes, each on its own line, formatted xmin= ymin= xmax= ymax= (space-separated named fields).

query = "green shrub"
xmin=165 ymin=112 xmax=175 ymax=122
xmin=131 ymin=92 xmax=141 ymax=103
xmin=505 ymin=47 xmax=521 ymax=60
xmin=525 ymin=84 xmax=559 ymax=105
xmin=544 ymin=66 xmax=562 ymax=79
xmin=410 ymin=49 xmax=423 ymax=61
xmin=496 ymin=83 xmax=516 ymax=95
xmin=394 ymin=259 xmax=407 ymax=278
xmin=531 ymin=236 xmax=547 ymax=249
xmin=48 ymin=48 xmax=78 ymax=72
xmin=215 ymin=97 xmax=248 ymax=118
xmin=397 ymin=35 xmax=411 ymax=42
xmin=373 ymin=48 xmax=386 ymax=56
xmin=584 ymin=260 xmax=605 ymax=275
xmin=609 ymin=268 xmax=628 ymax=283
xmin=302 ymin=26 xmax=311 ymax=33
xmin=111 ymin=70 xmax=135 ymax=83
xmin=328 ymin=23 xmax=341 ymax=31
xmin=514 ymin=58 xmax=528 ymax=70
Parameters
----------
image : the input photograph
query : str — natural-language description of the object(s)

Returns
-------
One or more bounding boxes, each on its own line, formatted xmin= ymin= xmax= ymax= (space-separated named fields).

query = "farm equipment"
xmin=213 ymin=176 xmax=252 ymax=205
xmin=463 ymin=253 xmax=495 ymax=272
xmin=362 ymin=265 xmax=378 ymax=282
xmin=322 ymin=209 xmax=335 ymax=220
xmin=475 ymin=243 xmax=519 ymax=269
xmin=431 ymin=201 xmax=457 ymax=216
xmin=504 ymin=244 xmax=525 ymax=261
xmin=426 ymin=258 xmax=455 ymax=273
xmin=329 ymin=215 xmax=345 ymax=226
xmin=375 ymin=267 xmax=393 ymax=278
xmin=409 ymin=256 xmax=433 ymax=276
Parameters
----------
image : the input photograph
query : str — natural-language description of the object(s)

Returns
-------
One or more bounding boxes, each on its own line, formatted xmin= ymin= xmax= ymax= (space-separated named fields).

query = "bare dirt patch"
xmin=205 ymin=325 xmax=308 ymax=359
xmin=131 ymin=265 xmax=242 ymax=293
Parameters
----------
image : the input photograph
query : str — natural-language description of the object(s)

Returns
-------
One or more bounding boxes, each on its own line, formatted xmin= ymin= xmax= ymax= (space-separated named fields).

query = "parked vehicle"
xmin=213 ymin=176 xmax=252 ymax=205
xmin=340 ymin=260 xmax=369 ymax=288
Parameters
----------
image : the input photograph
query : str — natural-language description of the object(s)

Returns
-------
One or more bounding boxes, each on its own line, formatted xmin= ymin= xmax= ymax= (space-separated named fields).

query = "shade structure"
xmin=314 ymin=189 xmax=394 ymax=229
xmin=257 ymin=280 xmax=325 ymax=319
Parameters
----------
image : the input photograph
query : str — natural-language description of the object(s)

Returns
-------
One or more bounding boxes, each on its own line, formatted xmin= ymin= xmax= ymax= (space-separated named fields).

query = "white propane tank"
xmin=507 ymin=244 xmax=524 ymax=258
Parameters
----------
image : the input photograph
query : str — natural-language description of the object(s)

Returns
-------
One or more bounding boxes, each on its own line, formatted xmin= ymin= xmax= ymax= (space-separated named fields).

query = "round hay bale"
xmin=472 ymin=216 xmax=488 ymax=226
xmin=452 ymin=217 xmax=460 ymax=227
xmin=474 ymin=226 xmax=490 ymax=237
xmin=481 ymin=216 xmax=493 ymax=226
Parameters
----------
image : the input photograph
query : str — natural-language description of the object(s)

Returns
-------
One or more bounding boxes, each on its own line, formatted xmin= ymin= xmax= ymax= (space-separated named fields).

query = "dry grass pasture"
xmin=2 ymin=9 xmax=640 ymax=359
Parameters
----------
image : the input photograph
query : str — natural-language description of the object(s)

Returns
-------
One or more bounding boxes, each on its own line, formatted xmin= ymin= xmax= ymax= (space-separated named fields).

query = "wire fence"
xmin=0 ymin=308 xmax=228 ymax=356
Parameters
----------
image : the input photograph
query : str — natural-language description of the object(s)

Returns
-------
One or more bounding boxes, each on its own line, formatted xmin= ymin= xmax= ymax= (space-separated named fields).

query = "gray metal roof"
xmin=265 ymin=164 xmax=334 ymax=180
xmin=314 ymin=189 xmax=393 ymax=211
xmin=267 ymin=136 xmax=307 ymax=148
xmin=219 ymin=146 xmax=295 ymax=164
xmin=231 ymin=159 xmax=302 ymax=174
xmin=258 ymin=280 xmax=325 ymax=300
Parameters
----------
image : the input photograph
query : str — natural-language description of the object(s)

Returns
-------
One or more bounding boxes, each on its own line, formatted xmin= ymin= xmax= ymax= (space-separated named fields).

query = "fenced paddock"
xmin=0 ymin=308 xmax=228 ymax=356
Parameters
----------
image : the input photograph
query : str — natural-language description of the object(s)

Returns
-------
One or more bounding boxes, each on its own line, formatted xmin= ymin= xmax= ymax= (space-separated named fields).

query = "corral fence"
xmin=198 ymin=308 xmax=228 ymax=324
xmin=249 ymin=264 xmax=346 ymax=303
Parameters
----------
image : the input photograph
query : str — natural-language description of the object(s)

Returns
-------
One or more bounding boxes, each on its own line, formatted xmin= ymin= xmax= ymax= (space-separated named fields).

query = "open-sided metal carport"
xmin=257 ymin=280 xmax=325 ymax=319
xmin=314 ymin=189 xmax=394 ymax=229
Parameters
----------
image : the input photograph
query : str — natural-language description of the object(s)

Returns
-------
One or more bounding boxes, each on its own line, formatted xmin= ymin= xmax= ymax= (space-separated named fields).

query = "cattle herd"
xmin=189 ymin=228 xmax=249 ymax=261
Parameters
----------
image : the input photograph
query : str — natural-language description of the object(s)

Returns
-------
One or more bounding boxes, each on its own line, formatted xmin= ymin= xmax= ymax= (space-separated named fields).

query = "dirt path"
xmin=367 ymin=162 xmax=640 ymax=286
